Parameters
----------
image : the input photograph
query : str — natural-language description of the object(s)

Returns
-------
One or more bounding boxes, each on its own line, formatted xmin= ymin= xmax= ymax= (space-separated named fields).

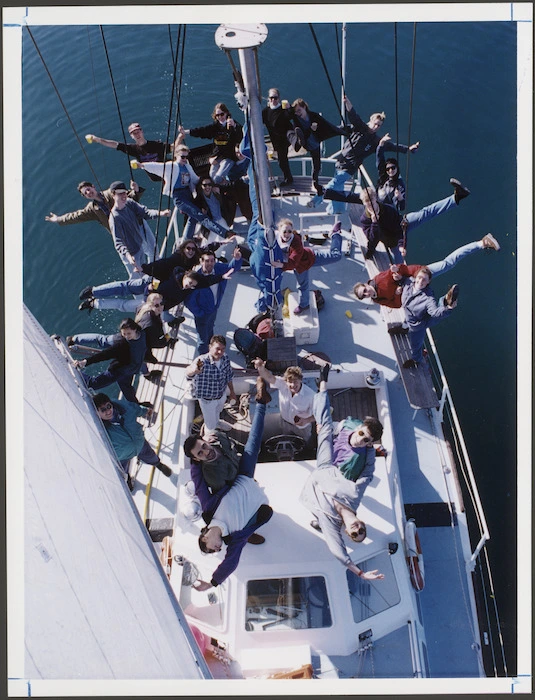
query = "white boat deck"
xmin=130 ymin=189 xmax=484 ymax=678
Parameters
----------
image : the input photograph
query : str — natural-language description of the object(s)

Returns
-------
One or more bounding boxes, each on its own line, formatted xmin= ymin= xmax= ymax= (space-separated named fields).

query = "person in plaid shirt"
xmin=186 ymin=335 xmax=237 ymax=434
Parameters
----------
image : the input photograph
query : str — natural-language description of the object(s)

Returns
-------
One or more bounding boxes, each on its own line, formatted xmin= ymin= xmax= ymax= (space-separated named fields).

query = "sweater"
xmin=104 ymin=400 xmax=149 ymax=462
xmin=55 ymin=186 xmax=144 ymax=232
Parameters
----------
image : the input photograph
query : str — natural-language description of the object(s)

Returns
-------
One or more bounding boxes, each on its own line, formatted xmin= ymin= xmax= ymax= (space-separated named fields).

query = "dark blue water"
xmin=21 ymin=21 xmax=517 ymax=670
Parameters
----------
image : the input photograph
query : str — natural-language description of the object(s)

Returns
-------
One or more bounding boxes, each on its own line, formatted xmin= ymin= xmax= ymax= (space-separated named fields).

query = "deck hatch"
xmin=404 ymin=502 xmax=455 ymax=527
xmin=346 ymin=551 xmax=400 ymax=624
xmin=245 ymin=576 xmax=332 ymax=631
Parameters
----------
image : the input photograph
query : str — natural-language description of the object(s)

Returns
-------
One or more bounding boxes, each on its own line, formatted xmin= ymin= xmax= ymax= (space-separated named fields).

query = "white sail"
xmin=20 ymin=305 xmax=210 ymax=682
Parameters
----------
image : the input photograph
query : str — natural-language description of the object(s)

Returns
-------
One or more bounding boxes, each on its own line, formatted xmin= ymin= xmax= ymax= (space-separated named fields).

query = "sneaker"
xmin=388 ymin=325 xmax=408 ymax=335
xmin=331 ymin=220 xmax=342 ymax=235
xmin=318 ymin=361 xmax=331 ymax=385
xmin=255 ymin=377 xmax=272 ymax=405
xmin=314 ymin=182 xmax=324 ymax=196
xmin=450 ymin=177 xmax=471 ymax=204
xmin=481 ymin=233 xmax=500 ymax=251
xmin=66 ymin=336 xmax=75 ymax=347
xmin=403 ymin=359 xmax=418 ymax=369
xmin=79 ymin=285 xmax=93 ymax=300
xmin=247 ymin=533 xmax=265 ymax=545
xmin=280 ymin=177 xmax=294 ymax=187
xmin=139 ymin=401 xmax=154 ymax=409
xmin=155 ymin=461 xmax=172 ymax=477
xmin=78 ymin=298 xmax=94 ymax=313
xmin=364 ymin=248 xmax=375 ymax=260
xmin=168 ymin=315 xmax=185 ymax=328
xmin=310 ymin=519 xmax=322 ymax=532
xmin=444 ymin=283 xmax=460 ymax=307
xmin=293 ymin=305 xmax=309 ymax=316
xmin=143 ymin=369 xmax=163 ymax=383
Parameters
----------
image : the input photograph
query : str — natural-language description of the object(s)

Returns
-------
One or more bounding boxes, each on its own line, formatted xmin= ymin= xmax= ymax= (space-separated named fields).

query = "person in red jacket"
xmin=353 ymin=233 xmax=500 ymax=309
xmin=271 ymin=218 xmax=343 ymax=314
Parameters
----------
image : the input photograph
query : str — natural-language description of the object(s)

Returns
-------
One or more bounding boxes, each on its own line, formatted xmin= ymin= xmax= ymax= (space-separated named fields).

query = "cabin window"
xmin=346 ymin=551 xmax=401 ymax=623
xmin=245 ymin=576 xmax=332 ymax=631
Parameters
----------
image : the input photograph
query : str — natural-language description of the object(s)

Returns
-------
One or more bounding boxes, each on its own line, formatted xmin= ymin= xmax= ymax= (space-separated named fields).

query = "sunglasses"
xmin=215 ymin=112 xmax=226 ymax=117
xmin=201 ymin=182 xmax=212 ymax=187
xmin=268 ymin=95 xmax=278 ymax=100
xmin=152 ymin=301 xmax=163 ymax=307
xmin=179 ymin=154 xmax=189 ymax=159
xmin=386 ymin=165 xmax=397 ymax=171
xmin=98 ymin=402 xmax=113 ymax=412
xmin=184 ymin=246 xmax=196 ymax=251
xmin=357 ymin=430 xmax=373 ymax=443
xmin=350 ymin=527 xmax=366 ymax=541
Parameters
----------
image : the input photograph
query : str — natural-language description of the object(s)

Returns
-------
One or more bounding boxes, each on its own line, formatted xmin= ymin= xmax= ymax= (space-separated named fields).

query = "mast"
xmin=341 ymin=22 xmax=347 ymax=151
xmin=215 ymin=24 xmax=283 ymax=320
xmin=215 ymin=24 xmax=273 ymax=240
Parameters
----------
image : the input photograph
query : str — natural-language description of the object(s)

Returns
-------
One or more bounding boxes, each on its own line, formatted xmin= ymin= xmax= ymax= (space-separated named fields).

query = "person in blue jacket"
xmin=93 ymin=392 xmax=172 ymax=490
xmin=185 ymin=247 xmax=242 ymax=354
xmin=187 ymin=378 xmax=273 ymax=591
xmin=400 ymin=266 xmax=459 ymax=368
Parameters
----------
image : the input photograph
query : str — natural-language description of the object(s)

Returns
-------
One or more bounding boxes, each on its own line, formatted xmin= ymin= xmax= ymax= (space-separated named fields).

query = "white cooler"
xmin=283 ymin=291 xmax=319 ymax=345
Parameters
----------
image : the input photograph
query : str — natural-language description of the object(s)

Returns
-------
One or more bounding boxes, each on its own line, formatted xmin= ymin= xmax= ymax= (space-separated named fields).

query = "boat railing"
xmin=424 ymin=327 xmax=490 ymax=565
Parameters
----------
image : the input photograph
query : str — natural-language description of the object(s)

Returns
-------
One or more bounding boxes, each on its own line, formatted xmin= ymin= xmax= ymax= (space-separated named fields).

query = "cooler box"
xmin=283 ymin=291 xmax=319 ymax=345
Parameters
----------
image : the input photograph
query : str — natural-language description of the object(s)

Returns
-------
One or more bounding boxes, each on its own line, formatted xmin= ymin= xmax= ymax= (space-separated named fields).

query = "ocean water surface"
xmin=20 ymin=18 xmax=519 ymax=671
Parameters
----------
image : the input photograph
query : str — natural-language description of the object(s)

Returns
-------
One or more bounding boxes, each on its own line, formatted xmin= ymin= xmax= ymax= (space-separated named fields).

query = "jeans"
xmin=313 ymin=390 xmax=334 ymax=469
xmin=408 ymin=296 xmax=447 ymax=362
xmin=295 ymin=233 xmax=342 ymax=307
xmin=210 ymin=158 xmax=234 ymax=184
xmin=194 ymin=310 xmax=218 ymax=354
xmin=390 ymin=194 xmax=458 ymax=264
xmin=173 ymin=192 xmax=229 ymax=240
xmin=71 ymin=333 xmax=118 ymax=348
xmin=120 ymin=439 xmax=160 ymax=472
xmin=405 ymin=194 xmax=457 ymax=232
xmin=324 ymin=169 xmax=351 ymax=215
xmin=427 ymin=241 xmax=482 ymax=277
xmin=92 ymin=276 xmax=149 ymax=312
xmin=82 ymin=370 xmax=137 ymax=403
xmin=239 ymin=403 xmax=266 ymax=478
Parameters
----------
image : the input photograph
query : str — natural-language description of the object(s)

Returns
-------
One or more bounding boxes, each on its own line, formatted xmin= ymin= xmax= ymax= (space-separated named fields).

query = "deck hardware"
xmin=388 ymin=542 xmax=399 ymax=555
xmin=365 ymin=367 xmax=381 ymax=387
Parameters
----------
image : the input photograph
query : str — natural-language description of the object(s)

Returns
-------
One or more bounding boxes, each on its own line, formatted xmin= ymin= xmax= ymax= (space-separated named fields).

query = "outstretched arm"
xmin=253 ymin=357 xmax=276 ymax=385
xmin=347 ymin=561 xmax=385 ymax=580
xmin=86 ymin=134 xmax=119 ymax=149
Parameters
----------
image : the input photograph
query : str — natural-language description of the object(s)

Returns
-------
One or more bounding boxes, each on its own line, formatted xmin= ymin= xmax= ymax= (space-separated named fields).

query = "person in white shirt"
xmin=253 ymin=359 xmax=315 ymax=441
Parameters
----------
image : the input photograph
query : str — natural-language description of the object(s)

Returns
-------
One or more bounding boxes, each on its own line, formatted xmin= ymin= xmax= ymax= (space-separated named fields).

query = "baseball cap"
xmin=128 ymin=123 xmax=142 ymax=134
xmin=110 ymin=181 xmax=128 ymax=193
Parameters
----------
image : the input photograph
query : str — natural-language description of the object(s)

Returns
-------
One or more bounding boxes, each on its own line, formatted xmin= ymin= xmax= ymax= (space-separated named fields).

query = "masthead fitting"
xmin=215 ymin=24 xmax=268 ymax=50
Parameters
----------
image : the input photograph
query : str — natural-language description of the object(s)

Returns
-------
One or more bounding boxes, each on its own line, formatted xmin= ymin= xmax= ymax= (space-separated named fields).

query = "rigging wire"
xmin=99 ymin=25 xmax=133 ymax=182
xmin=87 ymin=26 xmax=107 ymax=182
xmin=404 ymin=23 xmax=418 ymax=208
xmin=393 ymin=24 xmax=400 ymax=159
xmin=25 ymin=25 xmax=102 ymax=190
xmin=149 ymin=23 xmax=184 ymax=263
xmin=308 ymin=24 xmax=343 ymax=122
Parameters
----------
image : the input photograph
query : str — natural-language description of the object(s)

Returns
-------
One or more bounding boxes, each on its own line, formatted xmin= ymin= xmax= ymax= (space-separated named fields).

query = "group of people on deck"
xmin=47 ymin=86 xmax=500 ymax=586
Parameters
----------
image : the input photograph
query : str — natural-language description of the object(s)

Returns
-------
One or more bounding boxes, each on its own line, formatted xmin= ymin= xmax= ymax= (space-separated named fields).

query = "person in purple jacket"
xmin=185 ymin=378 xmax=273 ymax=591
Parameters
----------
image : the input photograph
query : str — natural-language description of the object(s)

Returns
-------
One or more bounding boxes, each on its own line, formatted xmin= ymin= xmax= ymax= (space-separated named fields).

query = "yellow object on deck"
xmin=345 ymin=310 xmax=353 ymax=318
xmin=282 ymin=287 xmax=291 ymax=318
